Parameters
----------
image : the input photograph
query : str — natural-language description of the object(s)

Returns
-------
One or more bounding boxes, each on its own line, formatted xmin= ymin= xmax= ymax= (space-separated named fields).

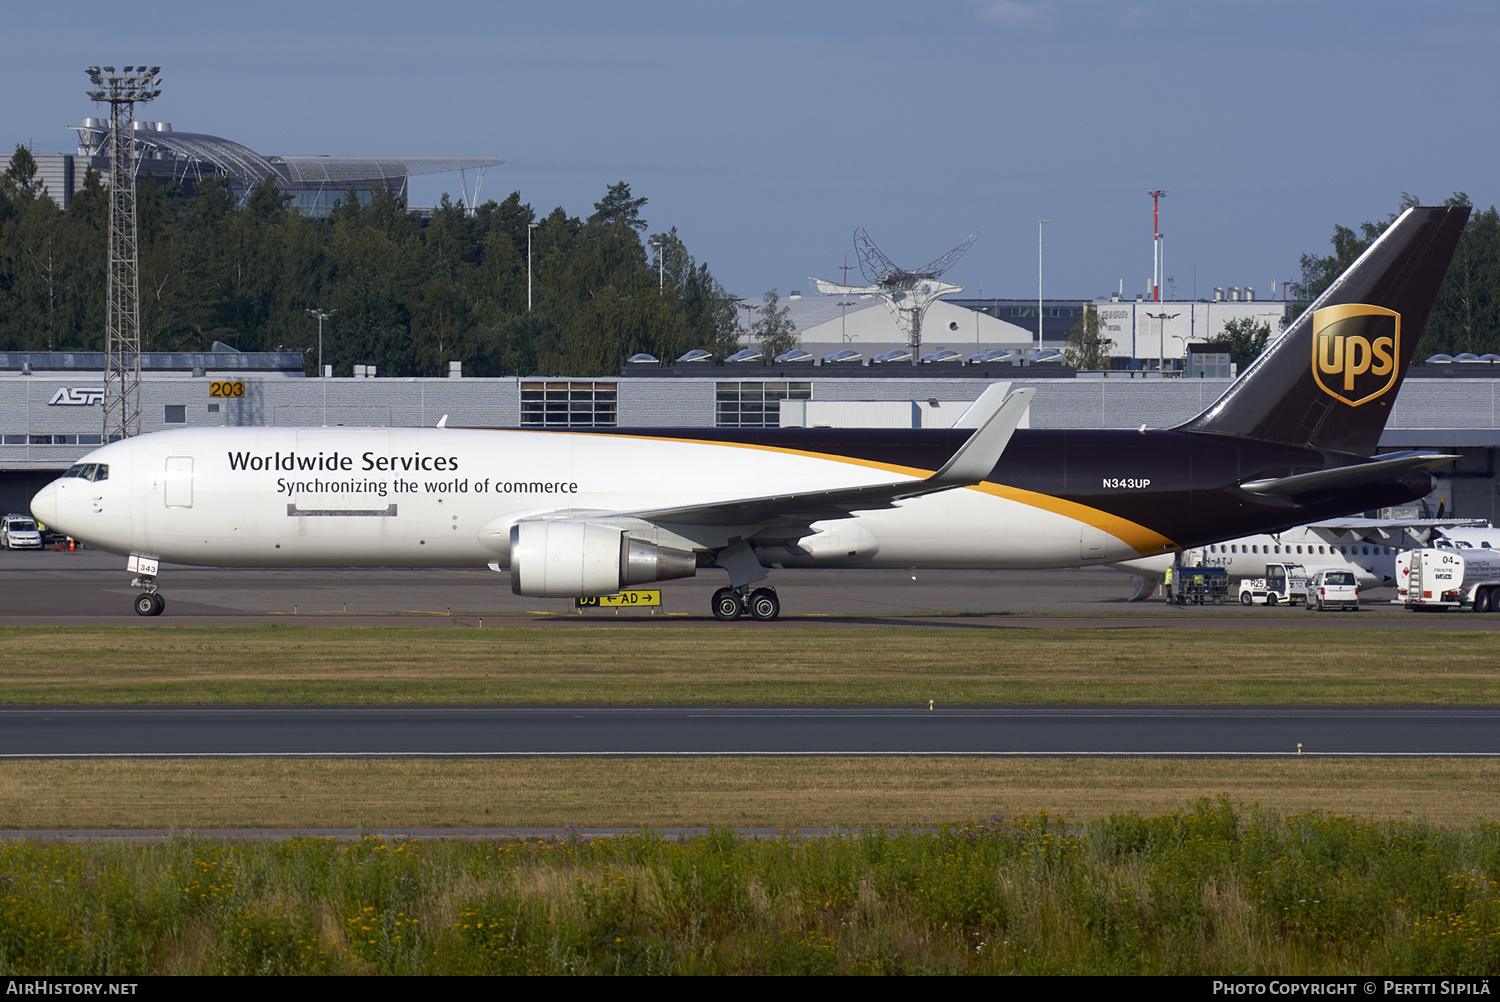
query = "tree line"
xmin=1293 ymin=192 xmax=1500 ymax=359
xmin=8 ymin=149 xmax=1492 ymax=376
xmin=0 ymin=147 xmax=741 ymax=376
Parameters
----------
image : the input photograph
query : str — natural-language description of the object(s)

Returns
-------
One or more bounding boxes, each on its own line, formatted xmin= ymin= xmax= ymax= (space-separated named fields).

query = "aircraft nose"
xmin=30 ymin=481 xmax=57 ymax=526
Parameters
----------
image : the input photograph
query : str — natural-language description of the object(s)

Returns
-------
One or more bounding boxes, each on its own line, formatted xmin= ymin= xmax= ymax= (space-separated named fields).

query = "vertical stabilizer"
xmin=1176 ymin=206 xmax=1468 ymax=457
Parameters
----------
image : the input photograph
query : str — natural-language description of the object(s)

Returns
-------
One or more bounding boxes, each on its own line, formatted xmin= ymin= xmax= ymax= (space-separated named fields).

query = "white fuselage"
xmin=1111 ymin=525 xmax=1398 ymax=588
xmin=30 ymin=426 xmax=1150 ymax=572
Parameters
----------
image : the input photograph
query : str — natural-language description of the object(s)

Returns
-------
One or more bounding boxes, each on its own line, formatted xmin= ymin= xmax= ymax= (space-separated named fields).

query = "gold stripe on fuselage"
xmin=552 ymin=429 xmax=1179 ymax=558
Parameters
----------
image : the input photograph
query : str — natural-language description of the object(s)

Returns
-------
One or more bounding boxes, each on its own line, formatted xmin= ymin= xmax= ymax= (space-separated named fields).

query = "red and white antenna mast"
xmin=1148 ymin=190 xmax=1166 ymax=302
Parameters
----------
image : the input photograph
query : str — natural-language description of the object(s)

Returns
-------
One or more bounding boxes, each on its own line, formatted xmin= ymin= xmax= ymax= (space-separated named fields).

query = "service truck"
xmin=1237 ymin=562 xmax=1310 ymax=606
xmin=1397 ymin=548 xmax=1500 ymax=611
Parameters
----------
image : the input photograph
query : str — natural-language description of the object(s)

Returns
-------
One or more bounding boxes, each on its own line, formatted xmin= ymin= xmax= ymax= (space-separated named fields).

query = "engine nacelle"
xmin=510 ymin=521 xmax=697 ymax=596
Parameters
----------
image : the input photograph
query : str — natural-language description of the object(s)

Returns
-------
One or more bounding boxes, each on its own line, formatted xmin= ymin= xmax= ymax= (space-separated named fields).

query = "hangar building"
xmin=734 ymin=292 xmax=1291 ymax=367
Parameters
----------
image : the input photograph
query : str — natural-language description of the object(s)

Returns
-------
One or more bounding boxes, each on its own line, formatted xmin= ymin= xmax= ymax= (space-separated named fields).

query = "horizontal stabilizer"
xmin=1240 ymin=452 xmax=1458 ymax=497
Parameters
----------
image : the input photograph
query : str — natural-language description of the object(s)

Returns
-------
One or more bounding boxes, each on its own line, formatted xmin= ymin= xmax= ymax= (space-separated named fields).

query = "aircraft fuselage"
xmin=32 ymin=424 xmax=1429 ymax=573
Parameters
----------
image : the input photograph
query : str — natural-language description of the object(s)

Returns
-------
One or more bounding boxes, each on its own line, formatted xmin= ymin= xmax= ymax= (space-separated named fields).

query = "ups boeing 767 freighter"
xmin=31 ymin=206 xmax=1469 ymax=619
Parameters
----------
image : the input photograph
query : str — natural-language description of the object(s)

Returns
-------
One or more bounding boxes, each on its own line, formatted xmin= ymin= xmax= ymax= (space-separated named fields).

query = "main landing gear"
xmin=709 ymin=541 xmax=778 ymax=621
xmin=711 ymin=586 xmax=780 ymax=622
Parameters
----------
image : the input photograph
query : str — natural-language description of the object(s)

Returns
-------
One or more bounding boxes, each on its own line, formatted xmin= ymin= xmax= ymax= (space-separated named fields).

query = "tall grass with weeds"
xmin=1 ymin=800 xmax=1497 ymax=974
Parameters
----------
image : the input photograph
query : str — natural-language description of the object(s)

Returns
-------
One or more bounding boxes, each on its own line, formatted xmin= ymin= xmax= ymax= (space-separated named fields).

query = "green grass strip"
xmin=2 ymin=625 xmax=1498 ymax=705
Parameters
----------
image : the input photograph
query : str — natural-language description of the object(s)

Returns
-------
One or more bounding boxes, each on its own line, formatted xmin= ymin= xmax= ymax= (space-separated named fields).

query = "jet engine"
xmin=509 ymin=521 xmax=697 ymax=597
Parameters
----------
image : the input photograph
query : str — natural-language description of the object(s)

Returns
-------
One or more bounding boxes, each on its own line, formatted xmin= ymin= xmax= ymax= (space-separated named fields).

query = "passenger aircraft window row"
xmin=2 ymin=434 xmax=105 ymax=446
xmin=1206 ymin=543 xmax=1392 ymax=555
xmin=520 ymin=381 xmax=618 ymax=428
xmin=716 ymin=381 xmax=812 ymax=428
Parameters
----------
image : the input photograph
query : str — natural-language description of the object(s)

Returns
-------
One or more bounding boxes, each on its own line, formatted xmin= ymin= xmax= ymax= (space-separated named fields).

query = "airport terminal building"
xmin=2 ymin=351 xmax=1498 ymax=522
xmin=11 ymin=117 xmax=502 ymax=215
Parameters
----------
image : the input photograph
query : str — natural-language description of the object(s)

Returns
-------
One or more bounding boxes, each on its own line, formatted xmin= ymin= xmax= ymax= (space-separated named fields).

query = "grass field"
xmin=2 ymin=625 xmax=1498 ymax=833
xmin=2 ymin=625 xmax=1499 ymax=705
xmin=4 ymin=801 xmax=1498 ymax=975
xmin=4 ymin=757 xmax=1500 ymax=830
xmin=4 ymin=626 xmax=1499 ymax=975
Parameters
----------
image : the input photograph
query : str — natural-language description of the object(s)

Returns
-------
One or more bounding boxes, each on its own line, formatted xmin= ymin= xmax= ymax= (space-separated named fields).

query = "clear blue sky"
xmin=7 ymin=1 xmax=1495 ymax=302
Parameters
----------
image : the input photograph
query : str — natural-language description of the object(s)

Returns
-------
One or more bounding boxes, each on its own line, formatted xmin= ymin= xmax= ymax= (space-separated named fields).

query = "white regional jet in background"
xmin=30 ymin=206 xmax=1470 ymax=618
xmin=1108 ymin=518 xmax=1487 ymax=600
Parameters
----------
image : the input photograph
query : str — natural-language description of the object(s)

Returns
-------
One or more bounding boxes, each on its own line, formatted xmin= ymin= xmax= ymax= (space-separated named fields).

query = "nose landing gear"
xmin=134 ymin=590 xmax=165 ymax=617
xmin=126 ymin=555 xmax=165 ymax=616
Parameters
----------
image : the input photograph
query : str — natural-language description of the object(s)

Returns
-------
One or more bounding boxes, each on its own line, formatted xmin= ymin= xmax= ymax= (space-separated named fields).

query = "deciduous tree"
xmin=1208 ymin=316 xmax=1272 ymax=369
xmin=750 ymin=289 xmax=798 ymax=361
xmin=1062 ymin=304 xmax=1114 ymax=369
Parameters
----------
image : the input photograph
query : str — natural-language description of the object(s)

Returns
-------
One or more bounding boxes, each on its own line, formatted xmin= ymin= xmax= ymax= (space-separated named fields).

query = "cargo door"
xmin=1081 ymin=525 xmax=1107 ymax=562
xmin=165 ymin=457 xmax=193 ymax=508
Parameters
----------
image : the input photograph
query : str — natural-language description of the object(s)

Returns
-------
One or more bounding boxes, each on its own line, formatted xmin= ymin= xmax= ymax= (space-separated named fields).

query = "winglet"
xmin=954 ymin=383 xmax=1016 ymax=429
xmin=925 ymin=387 xmax=1034 ymax=488
xmin=436 ymin=415 xmax=448 ymax=429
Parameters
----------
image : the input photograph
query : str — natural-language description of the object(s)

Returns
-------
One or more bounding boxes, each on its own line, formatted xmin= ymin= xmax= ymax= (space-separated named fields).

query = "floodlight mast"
xmin=306 ymin=309 xmax=336 ymax=376
xmin=812 ymin=229 xmax=975 ymax=365
xmin=86 ymin=65 xmax=161 ymax=441
xmin=1148 ymin=190 xmax=1166 ymax=302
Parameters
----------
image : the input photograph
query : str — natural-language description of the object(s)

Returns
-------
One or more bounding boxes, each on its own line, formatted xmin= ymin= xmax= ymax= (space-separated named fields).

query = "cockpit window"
xmin=61 ymin=463 xmax=107 ymax=482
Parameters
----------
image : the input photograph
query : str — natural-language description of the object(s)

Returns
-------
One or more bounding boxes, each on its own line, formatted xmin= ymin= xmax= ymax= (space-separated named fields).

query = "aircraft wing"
xmin=1239 ymin=451 xmax=1458 ymax=497
xmin=1304 ymin=516 xmax=1486 ymax=547
xmin=623 ymin=388 xmax=1034 ymax=529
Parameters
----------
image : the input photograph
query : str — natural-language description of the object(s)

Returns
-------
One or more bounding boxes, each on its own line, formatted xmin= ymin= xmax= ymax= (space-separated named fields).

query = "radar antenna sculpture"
xmin=814 ymin=228 xmax=976 ymax=365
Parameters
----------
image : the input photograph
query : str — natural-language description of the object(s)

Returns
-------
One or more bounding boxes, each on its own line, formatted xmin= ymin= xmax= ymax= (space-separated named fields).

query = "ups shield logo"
xmin=1311 ymin=304 xmax=1401 ymax=406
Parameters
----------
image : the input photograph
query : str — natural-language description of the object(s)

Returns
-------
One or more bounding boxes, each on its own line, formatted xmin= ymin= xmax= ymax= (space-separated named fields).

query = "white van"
xmin=1306 ymin=569 xmax=1359 ymax=612
xmin=0 ymin=514 xmax=42 ymax=549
